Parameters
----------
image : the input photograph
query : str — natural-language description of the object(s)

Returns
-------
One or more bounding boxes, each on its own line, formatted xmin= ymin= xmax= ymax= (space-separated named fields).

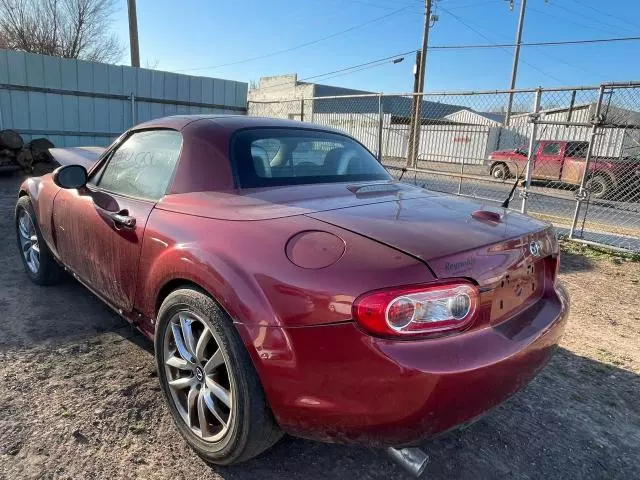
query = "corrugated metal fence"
xmin=0 ymin=49 xmax=248 ymax=147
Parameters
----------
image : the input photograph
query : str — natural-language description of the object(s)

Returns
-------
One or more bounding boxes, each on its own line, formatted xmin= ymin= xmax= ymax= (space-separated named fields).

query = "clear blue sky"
xmin=111 ymin=0 xmax=640 ymax=92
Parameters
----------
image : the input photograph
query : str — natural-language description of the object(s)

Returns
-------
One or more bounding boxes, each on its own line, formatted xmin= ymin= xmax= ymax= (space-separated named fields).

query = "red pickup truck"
xmin=487 ymin=140 xmax=640 ymax=199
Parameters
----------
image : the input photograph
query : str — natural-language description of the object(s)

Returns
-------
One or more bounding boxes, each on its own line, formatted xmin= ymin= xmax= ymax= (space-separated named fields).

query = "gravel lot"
xmin=0 ymin=173 xmax=638 ymax=480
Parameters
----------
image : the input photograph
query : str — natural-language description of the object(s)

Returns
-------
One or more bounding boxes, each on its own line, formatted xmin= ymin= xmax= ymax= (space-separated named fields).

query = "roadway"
xmin=389 ymin=166 xmax=640 ymax=252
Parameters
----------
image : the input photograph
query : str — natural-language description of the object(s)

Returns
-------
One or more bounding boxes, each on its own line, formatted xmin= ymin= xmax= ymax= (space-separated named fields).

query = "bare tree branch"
xmin=0 ymin=0 xmax=123 ymax=63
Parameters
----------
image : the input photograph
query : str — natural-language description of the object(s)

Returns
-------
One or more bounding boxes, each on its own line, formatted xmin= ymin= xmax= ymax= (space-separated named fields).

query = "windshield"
xmin=232 ymin=128 xmax=391 ymax=188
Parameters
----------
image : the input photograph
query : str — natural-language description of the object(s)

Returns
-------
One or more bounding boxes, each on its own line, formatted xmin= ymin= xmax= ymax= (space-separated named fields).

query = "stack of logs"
xmin=0 ymin=130 xmax=54 ymax=173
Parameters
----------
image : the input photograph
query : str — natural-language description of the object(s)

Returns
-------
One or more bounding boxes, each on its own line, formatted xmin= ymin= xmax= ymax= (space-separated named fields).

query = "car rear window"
xmin=231 ymin=128 xmax=391 ymax=188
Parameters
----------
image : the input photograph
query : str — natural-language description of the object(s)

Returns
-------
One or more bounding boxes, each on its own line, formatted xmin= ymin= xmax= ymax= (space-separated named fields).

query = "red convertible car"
xmin=15 ymin=115 xmax=569 ymax=469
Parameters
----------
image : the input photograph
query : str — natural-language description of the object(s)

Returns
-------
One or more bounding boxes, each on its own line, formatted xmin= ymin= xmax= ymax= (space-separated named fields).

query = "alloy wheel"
xmin=18 ymin=209 xmax=40 ymax=274
xmin=163 ymin=312 xmax=233 ymax=442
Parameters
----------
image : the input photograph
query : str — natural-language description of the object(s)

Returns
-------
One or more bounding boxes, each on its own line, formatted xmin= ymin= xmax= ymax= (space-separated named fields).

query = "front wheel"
xmin=155 ymin=288 xmax=282 ymax=465
xmin=15 ymin=196 xmax=63 ymax=285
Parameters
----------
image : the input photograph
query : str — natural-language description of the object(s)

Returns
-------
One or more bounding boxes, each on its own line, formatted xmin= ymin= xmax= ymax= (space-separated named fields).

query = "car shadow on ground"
xmin=0 ymin=268 xmax=152 ymax=353
xmin=558 ymin=250 xmax=595 ymax=274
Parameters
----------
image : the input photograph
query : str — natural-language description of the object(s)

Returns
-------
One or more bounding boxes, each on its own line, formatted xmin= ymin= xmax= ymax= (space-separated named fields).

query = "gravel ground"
xmin=0 ymin=173 xmax=638 ymax=480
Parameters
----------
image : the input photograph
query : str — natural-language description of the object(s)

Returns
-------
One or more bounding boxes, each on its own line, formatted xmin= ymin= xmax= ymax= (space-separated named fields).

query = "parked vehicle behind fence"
xmin=487 ymin=140 xmax=640 ymax=199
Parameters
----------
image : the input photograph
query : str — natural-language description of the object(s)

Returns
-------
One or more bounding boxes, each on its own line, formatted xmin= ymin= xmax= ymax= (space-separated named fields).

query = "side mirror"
xmin=53 ymin=164 xmax=88 ymax=189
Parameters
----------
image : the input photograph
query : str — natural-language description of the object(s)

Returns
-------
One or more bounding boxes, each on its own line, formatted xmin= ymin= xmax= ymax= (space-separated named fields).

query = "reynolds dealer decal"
xmin=444 ymin=258 xmax=475 ymax=273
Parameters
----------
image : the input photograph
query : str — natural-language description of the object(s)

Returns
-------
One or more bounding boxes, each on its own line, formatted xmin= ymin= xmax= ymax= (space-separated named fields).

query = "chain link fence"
xmin=248 ymin=82 xmax=640 ymax=253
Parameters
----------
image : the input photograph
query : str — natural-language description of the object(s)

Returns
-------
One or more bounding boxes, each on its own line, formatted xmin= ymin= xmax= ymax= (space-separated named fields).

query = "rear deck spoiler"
xmin=49 ymin=147 xmax=105 ymax=170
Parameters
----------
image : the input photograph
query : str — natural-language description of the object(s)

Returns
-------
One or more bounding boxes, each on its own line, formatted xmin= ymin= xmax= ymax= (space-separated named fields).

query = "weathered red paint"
xmin=19 ymin=115 xmax=569 ymax=446
xmin=53 ymin=187 xmax=154 ymax=311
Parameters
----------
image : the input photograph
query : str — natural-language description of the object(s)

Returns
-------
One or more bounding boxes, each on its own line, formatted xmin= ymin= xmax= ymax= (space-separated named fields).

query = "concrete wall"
xmin=0 ymin=49 xmax=248 ymax=147
xmin=247 ymin=75 xmax=315 ymax=120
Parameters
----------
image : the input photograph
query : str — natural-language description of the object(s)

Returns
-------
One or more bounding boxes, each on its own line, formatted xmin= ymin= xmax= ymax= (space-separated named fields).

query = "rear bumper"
xmin=241 ymin=283 xmax=570 ymax=446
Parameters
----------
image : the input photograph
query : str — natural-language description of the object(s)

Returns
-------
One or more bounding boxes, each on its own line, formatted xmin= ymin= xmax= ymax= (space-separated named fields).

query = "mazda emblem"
xmin=529 ymin=240 xmax=542 ymax=257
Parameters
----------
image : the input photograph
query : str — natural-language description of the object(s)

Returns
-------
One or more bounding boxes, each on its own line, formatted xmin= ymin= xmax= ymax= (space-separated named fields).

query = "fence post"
xmin=377 ymin=93 xmax=384 ymax=162
xmin=521 ymin=88 xmax=541 ymax=214
xmin=569 ymin=84 xmax=606 ymax=239
xmin=300 ymin=99 xmax=304 ymax=122
xmin=457 ymin=156 xmax=465 ymax=195
xmin=130 ymin=93 xmax=136 ymax=126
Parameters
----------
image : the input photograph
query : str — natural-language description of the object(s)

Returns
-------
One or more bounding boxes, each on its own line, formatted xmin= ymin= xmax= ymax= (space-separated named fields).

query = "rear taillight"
xmin=352 ymin=281 xmax=479 ymax=338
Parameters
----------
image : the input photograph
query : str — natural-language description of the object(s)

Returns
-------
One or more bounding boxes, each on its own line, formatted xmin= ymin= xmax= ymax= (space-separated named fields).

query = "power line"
xmin=335 ymin=0 xmax=500 ymax=14
xmin=547 ymin=2 xmax=637 ymax=36
xmin=339 ymin=0 xmax=419 ymax=10
xmin=175 ymin=6 xmax=412 ymax=72
xmin=311 ymin=60 xmax=400 ymax=83
xmin=566 ymin=0 xmax=640 ymax=32
xmin=250 ymin=50 xmax=415 ymax=93
xmin=446 ymin=0 xmax=502 ymax=10
xmin=302 ymin=50 xmax=416 ymax=81
xmin=437 ymin=7 xmax=596 ymax=77
xmin=528 ymin=5 xmax=628 ymax=38
xmin=241 ymin=34 xmax=640 ymax=95
xmin=427 ymin=35 xmax=640 ymax=50
xmin=439 ymin=7 xmax=566 ymax=85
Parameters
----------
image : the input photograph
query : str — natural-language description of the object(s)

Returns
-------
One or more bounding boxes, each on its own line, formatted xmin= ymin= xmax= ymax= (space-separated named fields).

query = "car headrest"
xmin=251 ymin=146 xmax=271 ymax=177
xmin=323 ymin=147 xmax=346 ymax=174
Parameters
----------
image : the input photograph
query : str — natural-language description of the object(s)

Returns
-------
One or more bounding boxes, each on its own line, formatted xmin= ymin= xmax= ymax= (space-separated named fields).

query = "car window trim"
xmin=85 ymin=183 xmax=160 ymax=204
xmin=88 ymin=127 xmax=183 ymax=202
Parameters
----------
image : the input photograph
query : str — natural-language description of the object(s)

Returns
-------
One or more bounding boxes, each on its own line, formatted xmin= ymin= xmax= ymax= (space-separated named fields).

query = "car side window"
xmin=90 ymin=130 xmax=182 ymax=201
xmin=565 ymin=142 xmax=588 ymax=158
xmin=542 ymin=142 xmax=561 ymax=155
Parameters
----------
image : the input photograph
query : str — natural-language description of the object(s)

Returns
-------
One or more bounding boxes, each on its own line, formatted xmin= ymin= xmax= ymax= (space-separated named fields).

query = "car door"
xmin=533 ymin=141 xmax=563 ymax=180
xmin=53 ymin=129 xmax=183 ymax=312
xmin=559 ymin=141 xmax=589 ymax=185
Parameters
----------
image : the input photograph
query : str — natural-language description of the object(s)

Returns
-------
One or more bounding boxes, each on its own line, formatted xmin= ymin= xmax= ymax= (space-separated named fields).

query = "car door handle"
xmin=96 ymin=205 xmax=136 ymax=230
xmin=109 ymin=210 xmax=136 ymax=230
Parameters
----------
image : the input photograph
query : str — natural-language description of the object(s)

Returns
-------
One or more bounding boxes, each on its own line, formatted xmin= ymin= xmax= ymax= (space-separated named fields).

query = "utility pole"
xmin=504 ymin=0 xmax=526 ymax=126
xmin=127 ymin=0 xmax=140 ymax=67
xmin=407 ymin=0 xmax=434 ymax=168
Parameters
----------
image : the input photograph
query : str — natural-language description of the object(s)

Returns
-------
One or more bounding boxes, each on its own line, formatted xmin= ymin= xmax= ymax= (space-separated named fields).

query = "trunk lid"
xmin=308 ymin=193 xmax=551 ymax=270
xmin=309 ymin=192 xmax=558 ymax=324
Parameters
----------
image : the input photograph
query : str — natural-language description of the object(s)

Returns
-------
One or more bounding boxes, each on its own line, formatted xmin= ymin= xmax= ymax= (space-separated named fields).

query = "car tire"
xmin=586 ymin=175 xmax=611 ymax=200
xmin=491 ymin=163 xmax=509 ymax=181
xmin=155 ymin=288 xmax=283 ymax=465
xmin=15 ymin=196 xmax=63 ymax=285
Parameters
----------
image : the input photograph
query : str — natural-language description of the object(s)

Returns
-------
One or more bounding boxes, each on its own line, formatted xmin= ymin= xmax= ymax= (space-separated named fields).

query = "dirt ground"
xmin=0 ymin=173 xmax=638 ymax=480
